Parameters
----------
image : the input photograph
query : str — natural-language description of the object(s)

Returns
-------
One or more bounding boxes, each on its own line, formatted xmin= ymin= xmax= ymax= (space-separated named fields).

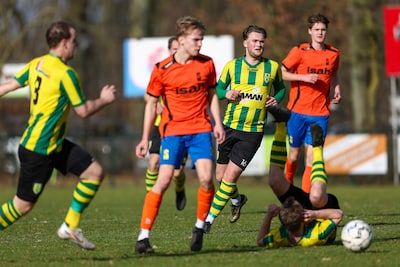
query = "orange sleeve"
xmin=147 ymin=64 xmax=163 ymax=97
xmin=282 ymin=46 xmax=301 ymax=71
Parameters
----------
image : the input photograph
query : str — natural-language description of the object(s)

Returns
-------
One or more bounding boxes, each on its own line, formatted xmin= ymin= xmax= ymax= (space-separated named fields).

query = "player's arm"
xmin=209 ymin=89 xmax=225 ymax=144
xmin=0 ymin=79 xmax=22 ymax=97
xmin=135 ymin=93 xmax=158 ymax=158
xmin=74 ymin=84 xmax=117 ymax=118
xmin=256 ymin=204 xmax=280 ymax=246
xmin=303 ymin=208 xmax=343 ymax=225
xmin=330 ymin=73 xmax=341 ymax=104
xmin=281 ymin=65 xmax=318 ymax=84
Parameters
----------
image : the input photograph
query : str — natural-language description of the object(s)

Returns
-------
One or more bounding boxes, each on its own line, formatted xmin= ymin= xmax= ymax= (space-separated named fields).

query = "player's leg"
xmin=204 ymin=161 xmax=242 ymax=232
xmin=0 ymin=145 xmax=53 ymax=232
xmin=268 ymin=122 xmax=291 ymax=197
xmin=173 ymin=153 xmax=187 ymax=211
xmin=286 ymin=112 xmax=307 ymax=184
xmin=303 ymin=116 xmax=329 ymax=194
xmin=136 ymin=135 xmax=183 ymax=253
xmin=145 ymin=126 xmax=161 ymax=192
xmin=55 ymin=139 xmax=102 ymax=250
xmin=186 ymin=132 xmax=215 ymax=252
xmin=309 ymin=123 xmax=328 ymax=208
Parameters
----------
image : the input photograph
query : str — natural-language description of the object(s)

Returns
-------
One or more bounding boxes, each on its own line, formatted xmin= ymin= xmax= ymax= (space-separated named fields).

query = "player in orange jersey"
xmin=145 ymin=37 xmax=188 ymax=211
xmin=282 ymin=14 xmax=341 ymax=200
xmin=135 ymin=16 xmax=225 ymax=254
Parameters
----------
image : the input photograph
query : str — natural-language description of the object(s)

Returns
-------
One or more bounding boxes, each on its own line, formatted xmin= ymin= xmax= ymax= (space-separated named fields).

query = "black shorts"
xmin=17 ymin=139 xmax=94 ymax=203
xmin=149 ymin=125 xmax=161 ymax=154
xmin=278 ymin=184 xmax=340 ymax=210
xmin=217 ymin=126 xmax=263 ymax=170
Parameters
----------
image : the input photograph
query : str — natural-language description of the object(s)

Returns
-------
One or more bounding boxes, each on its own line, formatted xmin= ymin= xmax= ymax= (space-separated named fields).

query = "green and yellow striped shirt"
xmin=14 ymin=54 xmax=86 ymax=155
xmin=216 ymin=57 xmax=285 ymax=132
xmin=262 ymin=219 xmax=337 ymax=248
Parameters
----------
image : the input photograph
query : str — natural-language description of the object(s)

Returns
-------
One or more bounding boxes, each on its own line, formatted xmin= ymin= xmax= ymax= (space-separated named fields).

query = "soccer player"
xmin=257 ymin=113 xmax=343 ymax=248
xmin=145 ymin=36 xmax=187 ymax=210
xmin=134 ymin=16 xmax=225 ymax=254
xmin=203 ymin=25 xmax=286 ymax=233
xmin=0 ymin=21 xmax=117 ymax=250
xmin=268 ymin=109 xmax=340 ymax=210
xmin=282 ymin=14 xmax=341 ymax=194
xmin=256 ymin=196 xmax=342 ymax=248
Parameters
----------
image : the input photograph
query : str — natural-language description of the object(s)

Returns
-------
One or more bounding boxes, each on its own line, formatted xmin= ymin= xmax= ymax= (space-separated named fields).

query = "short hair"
xmin=242 ymin=25 xmax=267 ymax=40
xmin=168 ymin=36 xmax=177 ymax=49
xmin=46 ymin=21 xmax=75 ymax=48
xmin=307 ymin=14 xmax=330 ymax=29
xmin=279 ymin=197 xmax=304 ymax=232
xmin=175 ymin=16 xmax=206 ymax=38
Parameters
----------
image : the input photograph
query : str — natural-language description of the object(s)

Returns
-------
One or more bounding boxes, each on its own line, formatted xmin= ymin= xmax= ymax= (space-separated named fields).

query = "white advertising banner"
xmin=123 ymin=35 xmax=234 ymax=97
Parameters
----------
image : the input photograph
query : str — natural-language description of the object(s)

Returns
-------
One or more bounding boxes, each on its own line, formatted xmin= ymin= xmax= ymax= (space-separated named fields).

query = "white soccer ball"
xmin=341 ymin=219 xmax=372 ymax=252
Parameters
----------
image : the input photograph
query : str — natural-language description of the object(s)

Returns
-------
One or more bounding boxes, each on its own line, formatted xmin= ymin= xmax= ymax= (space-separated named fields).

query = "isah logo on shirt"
xmin=175 ymin=82 xmax=206 ymax=94
xmin=307 ymin=67 xmax=332 ymax=75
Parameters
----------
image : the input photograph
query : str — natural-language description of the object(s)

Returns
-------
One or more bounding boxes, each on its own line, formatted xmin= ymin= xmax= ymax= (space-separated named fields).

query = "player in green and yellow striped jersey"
xmin=0 ymin=21 xmax=116 ymax=250
xmin=204 ymin=25 xmax=286 ymax=233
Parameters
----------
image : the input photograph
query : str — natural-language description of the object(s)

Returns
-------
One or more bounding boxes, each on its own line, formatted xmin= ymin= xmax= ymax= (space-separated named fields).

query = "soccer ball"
xmin=341 ymin=219 xmax=372 ymax=252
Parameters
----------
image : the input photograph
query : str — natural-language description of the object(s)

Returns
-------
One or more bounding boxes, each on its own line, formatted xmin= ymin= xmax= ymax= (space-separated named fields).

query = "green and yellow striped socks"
xmin=145 ymin=169 xmax=158 ymax=192
xmin=65 ymin=179 xmax=101 ymax=229
xmin=206 ymin=179 xmax=236 ymax=223
xmin=173 ymin=172 xmax=185 ymax=193
xmin=311 ymin=146 xmax=327 ymax=184
xmin=270 ymin=122 xmax=287 ymax=169
xmin=0 ymin=200 xmax=22 ymax=231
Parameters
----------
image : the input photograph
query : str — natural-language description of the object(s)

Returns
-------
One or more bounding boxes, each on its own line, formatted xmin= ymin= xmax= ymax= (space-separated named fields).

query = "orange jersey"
xmin=282 ymin=43 xmax=340 ymax=116
xmin=147 ymin=54 xmax=216 ymax=137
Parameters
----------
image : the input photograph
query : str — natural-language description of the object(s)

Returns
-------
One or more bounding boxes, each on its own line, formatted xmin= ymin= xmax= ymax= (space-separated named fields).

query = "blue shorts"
xmin=287 ymin=112 xmax=329 ymax=147
xmin=160 ymin=132 xmax=213 ymax=168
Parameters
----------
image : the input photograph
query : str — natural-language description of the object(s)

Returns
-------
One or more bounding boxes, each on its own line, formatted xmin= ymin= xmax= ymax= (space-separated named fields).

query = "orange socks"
xmin=301 ymin=166 xmax=312 ymax=193
xmin=285 ymin=160 xmax=297 ymax=184
xmin=140 ymin=191 xmax=162 ymax=230
xmin=197 ymin=186 xmax=215 ymax=221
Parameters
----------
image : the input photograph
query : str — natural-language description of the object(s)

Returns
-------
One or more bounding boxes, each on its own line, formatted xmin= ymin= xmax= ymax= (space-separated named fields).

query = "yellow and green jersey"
xmin=216 ymin=57 xmax=286 ymax=132
xmin=261 ymin=219 xmax=337 ymax=248
xmin=14 ymin=53 xmax=86 ymax=155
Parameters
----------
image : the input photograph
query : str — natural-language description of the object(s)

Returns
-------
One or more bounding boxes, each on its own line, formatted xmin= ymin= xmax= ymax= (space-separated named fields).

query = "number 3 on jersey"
xmin=33 ymin=76 xmax=42 ymax=105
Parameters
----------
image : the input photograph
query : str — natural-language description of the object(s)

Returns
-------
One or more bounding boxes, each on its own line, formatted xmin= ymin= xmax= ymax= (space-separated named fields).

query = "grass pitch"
xmin=0 ymin=179 xmax=399 ymax=267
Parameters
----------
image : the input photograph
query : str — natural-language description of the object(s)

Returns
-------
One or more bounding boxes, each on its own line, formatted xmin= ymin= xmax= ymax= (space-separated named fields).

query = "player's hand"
xmin=265 ymin=96 xmax=277 ymax=107
xmin=135 ymin=139 xmax=148 ymax=158
xmin=303 ymin=74 xmax=318 ymax=84
xmin=226 ymin=90 xmax=240 ymax=101
xmin=213 ymin=123 xmax=225 ymax=144
xmin=303 ymin=209 xmax=316 ymax=222
xmin=332 ymin=90 xmax=341 ymax=104
xmin=100 ymin=84 xmax=117 ymax=104
xmin=267 ymin=204 xmax=280 ymax=217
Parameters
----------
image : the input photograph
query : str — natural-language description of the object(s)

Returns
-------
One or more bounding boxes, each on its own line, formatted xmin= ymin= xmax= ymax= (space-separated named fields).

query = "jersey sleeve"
xmin=316 ymin=219 xmax=337 ymax=244
xmin=261 ymin=226 xmax=290 ymax=248
xmin=62 ymin=69 xmax=86 ymax=106
xmin=282 ymin=46 xmax=301 ymax=71
xmin=14 ymin=62 xmax=31 ymax=86
xmin=147 ymin=64 xmax=163 ymax=97
xmin=215 ymin=62 xmax=231 ymax=99
xmin=272 ymin=66 xmax=286 ymax=103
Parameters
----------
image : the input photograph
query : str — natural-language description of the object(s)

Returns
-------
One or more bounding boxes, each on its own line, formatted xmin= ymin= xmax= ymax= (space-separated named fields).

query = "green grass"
xmin=0 ymin=180 xmax=399 ymax=267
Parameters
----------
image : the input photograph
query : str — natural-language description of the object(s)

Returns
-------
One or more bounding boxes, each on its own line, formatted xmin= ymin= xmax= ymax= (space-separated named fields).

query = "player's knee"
xmin=309 ymin=193 xmax=326 ymax=209
xmin=13 ymin=196 xmax=34 ymax=215
xmin=82 ymin=161 xmax=105 ymax=181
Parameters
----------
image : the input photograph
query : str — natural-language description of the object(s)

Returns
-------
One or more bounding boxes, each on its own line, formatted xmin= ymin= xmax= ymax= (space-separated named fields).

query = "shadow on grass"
xmin=134 ymin=245 xmax=261 ymax=257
